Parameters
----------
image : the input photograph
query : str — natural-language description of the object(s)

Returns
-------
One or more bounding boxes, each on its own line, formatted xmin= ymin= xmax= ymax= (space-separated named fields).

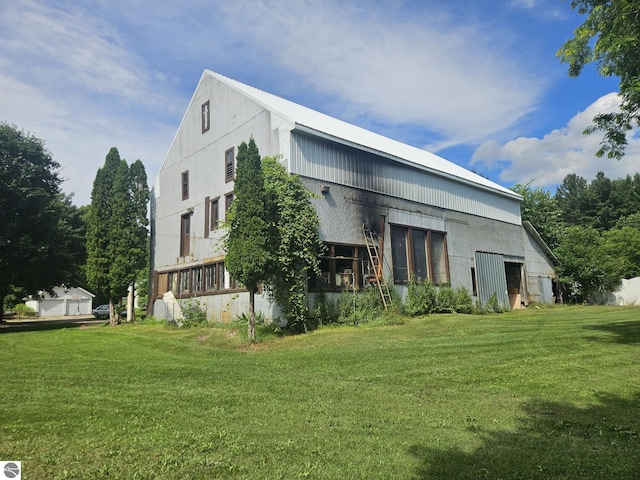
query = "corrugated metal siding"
xmin=475 ymin=252 xmax=509 ymax=309
xmin=537 ymin=277 xmax=554 ymax=304
xmin=291 ymin=132 xmax=521 ymax=224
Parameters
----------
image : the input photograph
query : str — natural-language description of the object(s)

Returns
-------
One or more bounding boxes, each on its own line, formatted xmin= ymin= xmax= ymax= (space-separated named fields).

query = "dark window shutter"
xmin=204 ymin=196 xmax=210 ymax=238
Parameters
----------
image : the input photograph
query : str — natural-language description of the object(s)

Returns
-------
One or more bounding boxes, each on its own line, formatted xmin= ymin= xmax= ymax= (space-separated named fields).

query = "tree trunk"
xmin=127 ymin=282 xmax=135 ymax=323
xmin=0 ymin=289 xmax=5 ymax=322
xmin=248 ymin=288 xmax=256 ymax=342
xmin=109 ymin=299 xmax=119 ymax=326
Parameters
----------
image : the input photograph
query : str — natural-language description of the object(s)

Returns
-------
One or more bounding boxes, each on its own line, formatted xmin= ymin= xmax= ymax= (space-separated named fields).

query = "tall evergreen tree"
xmin=224 ymin=142 xmax=324 ymax=338
xmin=587 ymin=171 xmax=614 ymax=230
xmin=86 ymin=148 xmax=149 ymax=325
xmin=608 ymin=175 xmax=640 ymax=224
xmin=126 ymin=160 xmax=150 ymax=320
xmin=555 ymin=173 xmax=590 ymax=226
xmin=224 ymin=138 xmax=272 ymax=341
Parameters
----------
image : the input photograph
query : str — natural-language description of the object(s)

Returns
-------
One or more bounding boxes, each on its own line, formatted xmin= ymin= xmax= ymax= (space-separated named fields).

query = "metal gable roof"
xmin=204 ymin=69 xmax=521 ymax=201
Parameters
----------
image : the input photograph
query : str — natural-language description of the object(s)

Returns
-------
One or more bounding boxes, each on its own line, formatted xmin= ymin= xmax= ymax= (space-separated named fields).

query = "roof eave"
xmin=523 ymin=221 xmax=560 ymax=266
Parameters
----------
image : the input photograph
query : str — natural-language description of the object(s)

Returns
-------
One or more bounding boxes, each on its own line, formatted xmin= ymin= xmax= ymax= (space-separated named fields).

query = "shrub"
xmin=481 ymin=293 xmax=509 ymax=314
xmin=403 ymin=280 xmax=473 ymax=316
xmin=235 ymin=310 xmax=268 ymax=327
xmin=453 ymin=286 xmax=474 ymax=314
xmin=234 ymin=310 xmax=282 ymax=339
xmin=179 ymin=298 xmax=208 ymax=327
xmin=14 ymin=303 xmax=35 ymax=318
xmin=311 ymin=291 xmax=340 ymax=325
xmin=337 ymin=286 xmax=384 ymax=325
xmin=435 ymin=285 xmax=456 ymax=313
xmin=403 ymin=278 xmax=437 ymax=316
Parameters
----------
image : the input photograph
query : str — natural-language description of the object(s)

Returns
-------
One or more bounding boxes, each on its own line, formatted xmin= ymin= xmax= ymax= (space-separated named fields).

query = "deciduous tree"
xmin=262 ymin=156 xmax=323 ymax=332
xmin=558 ymin=0 xmax=640 ymax=159
xmin=554 ymin=226 xmax=610 ymax=302
xmin=601 ymin=226 xmax=640 ymax=280
xmin=511 ymin=182 xmax=564 ymax=249
xmin=0 ymin=123 xmax=85 ymax=318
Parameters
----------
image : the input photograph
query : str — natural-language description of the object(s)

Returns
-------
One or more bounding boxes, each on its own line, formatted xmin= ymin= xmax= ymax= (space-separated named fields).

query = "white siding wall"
xmin=152 ymin=74 xmax=294 ymax=271
xmin=151 ymin=75 xmax=293 ymax=321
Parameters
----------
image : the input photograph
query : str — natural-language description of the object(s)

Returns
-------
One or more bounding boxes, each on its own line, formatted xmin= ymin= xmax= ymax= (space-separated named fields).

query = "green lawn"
xmin=1 ymin=306 xmax=639 ymax=479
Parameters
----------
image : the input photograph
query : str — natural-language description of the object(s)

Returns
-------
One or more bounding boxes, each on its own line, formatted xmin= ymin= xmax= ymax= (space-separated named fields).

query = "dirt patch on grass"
xmin=197 ymin=332 xmax=215 ymax=342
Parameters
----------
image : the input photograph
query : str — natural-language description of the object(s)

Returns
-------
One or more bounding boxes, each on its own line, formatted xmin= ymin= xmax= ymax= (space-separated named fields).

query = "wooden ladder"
xmin=363 ymin=225 xmax=392 ymax=309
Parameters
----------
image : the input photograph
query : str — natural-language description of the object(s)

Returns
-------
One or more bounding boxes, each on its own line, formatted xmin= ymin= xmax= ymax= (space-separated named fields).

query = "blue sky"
xmin=2 ymin=0 xmax=638 ymax=206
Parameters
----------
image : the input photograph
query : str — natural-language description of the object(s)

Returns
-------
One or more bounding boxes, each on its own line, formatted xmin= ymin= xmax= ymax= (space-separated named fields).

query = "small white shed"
xmin=26 ymin=286 xmax=95 ymax=317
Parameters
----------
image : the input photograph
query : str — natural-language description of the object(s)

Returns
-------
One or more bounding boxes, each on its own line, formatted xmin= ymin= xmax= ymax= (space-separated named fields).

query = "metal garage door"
xmin=475 ymin=252 xmax=509 ymax=310
xmin=40 ymin=300 xmax=65 ymax=317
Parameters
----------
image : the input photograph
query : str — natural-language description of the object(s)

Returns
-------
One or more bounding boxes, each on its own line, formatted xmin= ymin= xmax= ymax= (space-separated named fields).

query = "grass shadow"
xmin=583 ymin=320 xmax=640 ymax=345
xmin=409 ymin=392 xmax=640 ymax=479
xmin=0 ymin=319 xmax=107 ymax=333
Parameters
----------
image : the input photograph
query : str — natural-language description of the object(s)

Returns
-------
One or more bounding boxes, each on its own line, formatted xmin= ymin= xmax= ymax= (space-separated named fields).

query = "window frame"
xmin=179 ymin=268 xmax=191 ymax=294
xmin=154 ymin=261 xmax=241 ymax=298
xmin=201 ymin=100 xmax=210 ymax=133
xmin=192 ymin=266 xmax=203 ymax=293
xmin=180 ymin=213 xmax=191 ymax=257
xmin=225 ymin=147 xmax=235 ymax=183
xmin=308 ymin=243 xmax=370 ymax=292
xmin=181 ymin=170 xmax=189 ymax=201
xmin=210 ymin=197 xmax=219 ymax=230
xmin=225 ymin=192 xmax=234 ymax=213
xmin=390 ymin=224 xmax=450 ymax=285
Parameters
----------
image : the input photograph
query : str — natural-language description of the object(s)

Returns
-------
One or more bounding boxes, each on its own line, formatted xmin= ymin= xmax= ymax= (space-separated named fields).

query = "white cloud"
xmin=0 ymin=1 xmax=184 ymax=205
xmin=0 ymin=72 xmax=173 ymax=205
xmin=509 ymin=0 xmax=565 ymax=19
xmin=0 ymin=0 xmax=559 ymax=204
xmin=471 ymin=93 xmax=640 ymax=187
xmin=218 ymin=0 xmax=545 ymax=147
xmin=511 ymin=0 xmax=538 ymax=8
xmin=2 ymin=0 xmax=150 ymax=101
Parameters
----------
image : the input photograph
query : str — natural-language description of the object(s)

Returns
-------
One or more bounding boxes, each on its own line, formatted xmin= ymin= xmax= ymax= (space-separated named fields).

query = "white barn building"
xmin=149 ymin=70 xmax=558 ymax=322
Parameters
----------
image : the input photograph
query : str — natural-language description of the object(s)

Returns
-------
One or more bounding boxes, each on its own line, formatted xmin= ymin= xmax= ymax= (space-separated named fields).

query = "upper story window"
xmin=204 ymin=196 xmax=220 ymax=238
xmin=225 ymin=147 xmax=234 ymax=183
xmin=225 ymin=192 xmax=234 ymax=212
xmin=181 ymin=171 xmax=189 ymax=201
xmin=210 ymin=198 xmax=219 ymax=230
xmin=180 ymin=213 xmax=191 ymax=257
xmin=201 ymin=100 xmax=210 ymax=133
